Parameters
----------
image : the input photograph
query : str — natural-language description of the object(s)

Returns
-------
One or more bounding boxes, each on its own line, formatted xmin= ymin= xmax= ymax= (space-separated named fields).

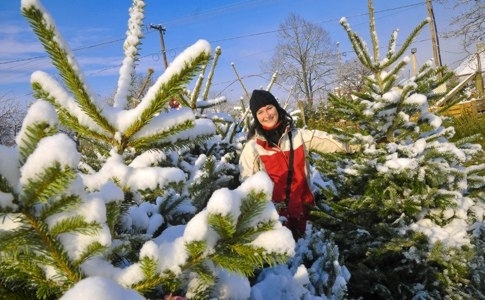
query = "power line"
xmin=2 ymin=2 xmax=430 ymax=67
xmin=313 ymin=1 xmax=425 ymax=27
xmin=0 ymin=37 xmax=127 ymax=66
xmin=2 ymin=1 xmax=452 ymax=80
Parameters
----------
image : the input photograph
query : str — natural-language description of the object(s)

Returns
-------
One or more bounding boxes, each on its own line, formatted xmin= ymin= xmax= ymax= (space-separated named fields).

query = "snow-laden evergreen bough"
xmin=0 ymin=1 xmax=301 ymax=299
xmin=310 ymin=0 xmax=485 ymax=298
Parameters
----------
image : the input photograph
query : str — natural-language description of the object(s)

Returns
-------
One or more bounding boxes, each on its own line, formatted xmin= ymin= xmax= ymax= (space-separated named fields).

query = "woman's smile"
xmin=256 ymin=105 xmax=279 ymax=129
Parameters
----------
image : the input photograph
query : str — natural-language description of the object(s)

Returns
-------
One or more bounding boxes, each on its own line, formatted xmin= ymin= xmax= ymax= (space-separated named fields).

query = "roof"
xmin=454 ymin=46 xmax=485 ymax=76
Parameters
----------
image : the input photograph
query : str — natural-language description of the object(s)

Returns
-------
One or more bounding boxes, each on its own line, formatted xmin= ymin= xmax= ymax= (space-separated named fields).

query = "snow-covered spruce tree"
xmin=308 ymin=0 xmax=485 ymax=299
xmin=0 ymin=1 xmax=295 ymax=299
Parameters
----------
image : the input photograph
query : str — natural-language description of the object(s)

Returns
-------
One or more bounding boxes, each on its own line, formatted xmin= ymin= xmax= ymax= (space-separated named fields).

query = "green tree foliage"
xmin=308 ymin=0 xmax=485 ymax=298
xmin=0 ymin=1 xmax=293 ymax=299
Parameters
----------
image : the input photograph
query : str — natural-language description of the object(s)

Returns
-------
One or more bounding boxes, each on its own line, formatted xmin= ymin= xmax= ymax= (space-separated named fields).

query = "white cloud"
xmin=0 ymin=39 xmax=45 ymax=56
xmin=0 ymin=23 xmax=33 ymax=35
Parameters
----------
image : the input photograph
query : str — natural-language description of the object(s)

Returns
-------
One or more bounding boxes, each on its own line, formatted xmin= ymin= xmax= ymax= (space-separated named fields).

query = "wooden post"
xmin=426 ymin=0 xmax=442 ymax=67
xmin=475 ymin=43 xmax=484 ymax=98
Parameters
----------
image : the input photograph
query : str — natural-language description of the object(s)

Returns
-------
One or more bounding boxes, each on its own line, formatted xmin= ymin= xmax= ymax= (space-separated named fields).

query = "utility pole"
xmin=425 ymin=0 xmax=442 ymax=67
xmin=150 ymin=24 xmax=168 ymax=69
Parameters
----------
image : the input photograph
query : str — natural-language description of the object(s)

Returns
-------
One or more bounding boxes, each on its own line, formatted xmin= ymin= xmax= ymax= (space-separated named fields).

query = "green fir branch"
xmin=211 ymin=247 xmax=260 ymax=276
xmin=0 ymin=225 xmax=34 ymax=253
xmin=340 ymin=19 xmax=373 ymax=69
xmin=131 ymin=255 xmax=179 ymax=296
xmin=124 ymin=52 xmax=211 ymax=138
xmin=189 ymin=158 xmax=218 ymax=211
xmin=105 ymin=201 xmax=123 ymax=235
xmin=148 ymin=134 xmax=215 ymax=156
xmin=0 ymin=161 xmax=99 ymax=297
xmin=158 ymin=191 xmax=188 ymax=216
xmin=28 ymin=213 xmax=83 ymax=280
xmin=21 ymin=5 xmax=114 ymax=134
xmin=129 ymin=119 xmax=195 ymax=150
xmin=39 ymin=194 xmax=82 ymax=220
xmin=0 ymin=175 xmax=14 ymax=194
xmin=190 ymin=75 xmax=205 ymax=109
xmin=139 ymin=256 xmax=158 ymax=280
xmin=382 ymin=84 xmax=416 ymax=142
xmin=72 ymin=241 xmax=107 ymax=268
xmin=17 ymin=122 xmax=58 ymax=166
xmin=234 ymin=220 xmax=276 ymax=242
xmin=348 ymin=32 xmax=373 ymax=70
xmin=362 ymin=76 xmax=381 ymax=95
xmin=385 ymin=60 xmax=407 ymax=87
xmin=185 ymin=240 xmax=208 ymax=262
xmin=385 ymin=29 xmax=398 ymax=60
xmin=212 ymin=243 xmax=287 ymax=276
xmin=31 ymin=82 xmax=112 ymax=144
xmin=236 ymin=190 xmax=269 ymax=234
xmin=190 ymin=263 xmax=215 ymax=286
xmin=132 ymin=259 xmax=190 ymax=298
xmin=185 ymin=280 xmax=214 ymax=300
xmin=20 ymin=164 xmax=77 ymax=207
xmin=173 ymin=240 xmax=217 ymax=291
xmin=382 ymin=19 xmax=429 ymax=69
xmin=414 ymin=62 xmax=436 ymax=83
xmin=367 ymin=0 xmax=379 ymax=64
xmin=380 ymin=73 xmax=397 ymax=93
xmin=211 ymin=119 xmax=231 ymax=137
xmin=351 ymin=90 xmax=375 ymax=102
xmin=206 ymin=207 xmax=288 ymax=276
xmin=208 ymin=214 xmax=236 ymax=239
xmin=0 ymin=257 xmax=63 ymax=299
xmin=49 ymin=215 xmax=102 ymax=237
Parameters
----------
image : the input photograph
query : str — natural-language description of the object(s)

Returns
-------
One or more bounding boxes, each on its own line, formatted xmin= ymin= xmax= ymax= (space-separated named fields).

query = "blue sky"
xmin=0 ymin=0 xmax=470 ymax=106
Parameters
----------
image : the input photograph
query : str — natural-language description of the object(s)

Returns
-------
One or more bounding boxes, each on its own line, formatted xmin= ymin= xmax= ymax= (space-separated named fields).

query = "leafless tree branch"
xmin=264 ymin=14 xmax=338 ymax=110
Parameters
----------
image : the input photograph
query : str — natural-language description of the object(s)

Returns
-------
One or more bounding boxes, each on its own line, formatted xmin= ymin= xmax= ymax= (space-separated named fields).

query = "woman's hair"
xmin=247 ymin=105 xmax=294 ymax=140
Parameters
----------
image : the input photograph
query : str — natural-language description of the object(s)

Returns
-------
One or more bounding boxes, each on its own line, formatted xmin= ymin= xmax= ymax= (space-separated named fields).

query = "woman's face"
xmin=256 ymin=104 xmax=279 ymax=128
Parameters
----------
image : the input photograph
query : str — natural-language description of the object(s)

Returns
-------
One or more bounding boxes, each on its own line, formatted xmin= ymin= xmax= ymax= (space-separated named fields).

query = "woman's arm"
xmin=238 ymin=140 xmax=261 ymax=181
xmin=300 ymin=129 xmax=357 ymax=153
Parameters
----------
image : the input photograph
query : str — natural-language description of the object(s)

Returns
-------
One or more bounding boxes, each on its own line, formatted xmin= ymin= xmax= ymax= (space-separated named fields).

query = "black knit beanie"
xmin=249 ymin=89 xmax=279 ymax=119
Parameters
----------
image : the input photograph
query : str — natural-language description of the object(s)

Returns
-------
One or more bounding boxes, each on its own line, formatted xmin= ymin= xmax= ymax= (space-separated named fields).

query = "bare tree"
xmin=0 ymin=95 xmax=26 ymax=146
xmin=336 ymin=58 xmax=373 ymax=97
xmin=441 ymin=0 xmax=484 ymax=53
xmin=265 ymin=14 xmax=338 ymax=110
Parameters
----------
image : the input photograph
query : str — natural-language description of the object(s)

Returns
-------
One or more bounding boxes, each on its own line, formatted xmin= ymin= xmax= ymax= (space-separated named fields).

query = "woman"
xmin=239 ymin=89 xmax=355 ymax=238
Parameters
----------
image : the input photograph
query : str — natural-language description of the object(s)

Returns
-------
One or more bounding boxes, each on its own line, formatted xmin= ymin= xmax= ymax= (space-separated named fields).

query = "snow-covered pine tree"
xmin=308 ymin=0 xmax=485 ymax=298
xmin=0 ymin=0 xmax=296 ymax=299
